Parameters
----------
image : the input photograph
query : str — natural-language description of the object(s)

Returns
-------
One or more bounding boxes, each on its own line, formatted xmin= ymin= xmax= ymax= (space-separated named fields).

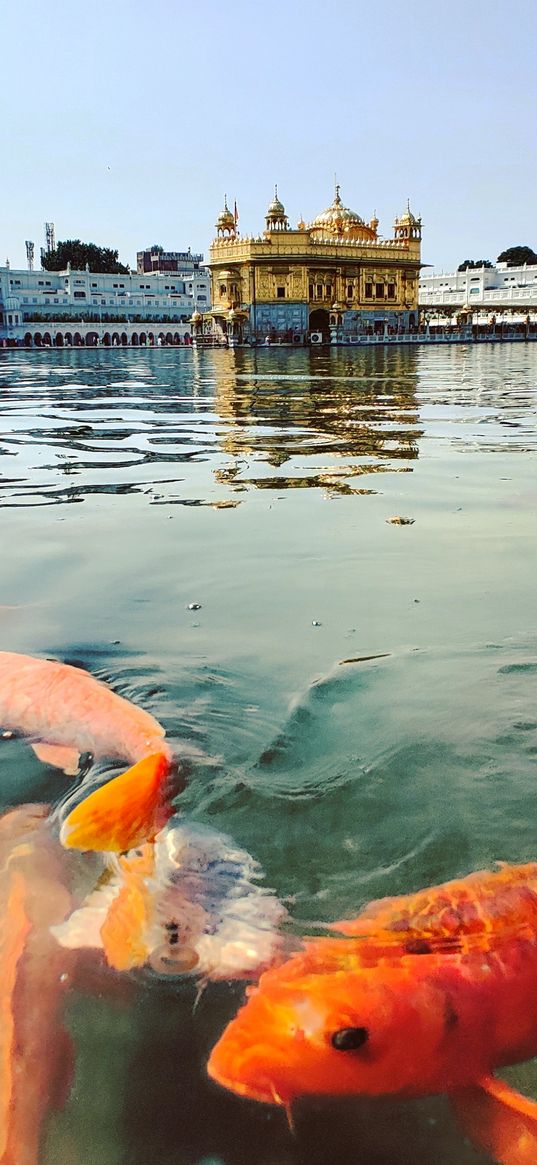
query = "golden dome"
xmin=309 ymin=185 xmax=374 ymax=240
xmin=267 ymin=193 xmax=285 ymax=217
xmin=393 ymin=200 xmax=421 ymax=239
xmin=265 ymin=186 xmax=288 ymax=230
xmin=396 ymin=200 xmax=419 ymax=225
xmin=191 ymin=309 xmax=203 ymax=322
xmin=216 ymin=196 xmax=235 ymax=232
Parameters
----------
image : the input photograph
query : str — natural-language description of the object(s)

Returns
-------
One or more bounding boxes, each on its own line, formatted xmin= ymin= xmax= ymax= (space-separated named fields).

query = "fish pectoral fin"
xmin=100 ymin=878 xmax=151 ymax=971
xmin=59 ymin=751 xmax=171 ymax=853
xmin=450 ymin=1074 xmax=537 ymax=1164
xmin=31 ymin=742 xmax=81 ymax=776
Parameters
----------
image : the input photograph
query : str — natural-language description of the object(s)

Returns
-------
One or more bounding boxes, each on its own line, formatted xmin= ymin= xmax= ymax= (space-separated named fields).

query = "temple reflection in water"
xmin=206 ymin=346 xmax=422 ymax=498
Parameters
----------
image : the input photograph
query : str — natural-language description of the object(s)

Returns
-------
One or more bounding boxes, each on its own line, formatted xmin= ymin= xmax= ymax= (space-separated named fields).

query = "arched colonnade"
xmin=24 ymin=330 xmax=191 ymax=348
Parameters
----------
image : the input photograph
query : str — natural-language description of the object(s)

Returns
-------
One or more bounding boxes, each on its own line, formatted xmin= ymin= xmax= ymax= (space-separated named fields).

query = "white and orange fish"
xmin=53 ymin=818 xmax=287 ymax=982
xmin=0 ymin=651 xmax=179 ymax=852
xmin=0 ymin=803 xmax=77 ymax=1165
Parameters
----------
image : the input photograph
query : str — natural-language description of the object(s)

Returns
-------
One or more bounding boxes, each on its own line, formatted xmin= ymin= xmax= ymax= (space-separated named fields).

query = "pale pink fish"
xmin=0 ymin=804 xmax=77 ymax=1165
xmin=0 ymin=651 xmax=178 ymax=853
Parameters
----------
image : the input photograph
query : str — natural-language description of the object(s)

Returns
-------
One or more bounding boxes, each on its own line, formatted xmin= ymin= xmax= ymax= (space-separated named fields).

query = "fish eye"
xmin=331 ymin=1026 xmax=369 ymax=1052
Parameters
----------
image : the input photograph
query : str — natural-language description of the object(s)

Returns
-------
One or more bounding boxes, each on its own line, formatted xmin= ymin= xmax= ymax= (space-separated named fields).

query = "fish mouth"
xmin=207 ymin=1046 xmax=289 ymax=1106
xmin=207 ymin=1061 xmax=286 ymax=1106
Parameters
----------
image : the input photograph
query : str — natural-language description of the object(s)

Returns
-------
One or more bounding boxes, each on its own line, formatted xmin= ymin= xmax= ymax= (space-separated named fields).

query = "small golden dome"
xmin=191 ymin=309 xmax=202 ymax=321
xmin=396 ymin=200 xmax=420 ymax=226
xmin=216 ymin=196 xmax=235 ymax=231
xmin=265 ymin=185 xmax=288 ymax=230
xmin=267 ymin=194 xmax=285 ymax=217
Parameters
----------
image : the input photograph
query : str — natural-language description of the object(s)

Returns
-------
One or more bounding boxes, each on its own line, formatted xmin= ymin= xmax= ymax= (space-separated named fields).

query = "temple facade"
xmin=205 ymin=187 xmax=422 ymax=345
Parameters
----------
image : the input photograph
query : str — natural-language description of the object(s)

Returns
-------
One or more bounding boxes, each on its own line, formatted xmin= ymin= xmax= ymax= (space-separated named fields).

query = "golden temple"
xmin=204 ymin=186 xmax=422 ymax=345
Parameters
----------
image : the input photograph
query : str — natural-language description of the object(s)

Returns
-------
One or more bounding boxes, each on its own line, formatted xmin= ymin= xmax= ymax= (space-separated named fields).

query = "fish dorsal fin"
xmin=450 ymin=1074 xmax=537 ymax=1164
xmin=330 ymin=863 xmax=537 ymax=958
xmin=60 ymin=752 xmax=171 ymax=852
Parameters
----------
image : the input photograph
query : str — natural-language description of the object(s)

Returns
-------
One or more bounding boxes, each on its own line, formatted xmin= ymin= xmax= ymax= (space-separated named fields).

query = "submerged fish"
xmin=53 ymin=818 xmax=287 ymax=982
xmin=0 ymin=804 xmax=76 ymax=1165
xmin=0 ymin=651 xmax=178 ymax=852
xmin=208 ymin=862 xmax=537 ymax=1164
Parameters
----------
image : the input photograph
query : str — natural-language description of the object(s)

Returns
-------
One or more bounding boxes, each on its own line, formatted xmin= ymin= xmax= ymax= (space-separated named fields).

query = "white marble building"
xmin=0 ymin=264 xmax=211 ymax=346
xmin=419 ymin=262 xmax=537 ymax=321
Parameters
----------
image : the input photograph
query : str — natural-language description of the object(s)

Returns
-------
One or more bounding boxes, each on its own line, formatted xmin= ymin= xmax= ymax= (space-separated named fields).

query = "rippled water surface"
xmin=1 ymin=344 xmax=537 ymax=1164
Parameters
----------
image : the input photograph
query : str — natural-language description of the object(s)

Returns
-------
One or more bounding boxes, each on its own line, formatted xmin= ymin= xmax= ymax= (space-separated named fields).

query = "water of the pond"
xmin=0 ymin=343 xmax=536 ymax=1164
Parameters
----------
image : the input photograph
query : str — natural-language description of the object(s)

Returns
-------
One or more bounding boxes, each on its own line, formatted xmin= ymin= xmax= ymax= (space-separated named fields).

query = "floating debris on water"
xmin=339 ymin=653 xmax=391 ymax=666
xmin=386 ymin=516 xmax=415 ymax=525
xmin=312 ymin=620 xmax=322 ymax=627
xmin=187 ymin=602 xmax=202 ymax=611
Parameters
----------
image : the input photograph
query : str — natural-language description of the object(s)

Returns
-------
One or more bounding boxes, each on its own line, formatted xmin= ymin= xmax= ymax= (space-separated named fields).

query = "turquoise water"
xmin=1 ymin=344 xmax=537 ymax=1163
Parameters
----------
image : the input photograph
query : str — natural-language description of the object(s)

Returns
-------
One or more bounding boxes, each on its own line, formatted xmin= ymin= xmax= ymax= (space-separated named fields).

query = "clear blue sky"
xmin=3 ymin=0 xmax=536 ymax=272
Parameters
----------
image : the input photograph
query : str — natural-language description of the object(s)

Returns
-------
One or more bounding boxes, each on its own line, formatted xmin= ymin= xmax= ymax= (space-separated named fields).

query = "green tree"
xmin=457 ymin=259 xmax=492 ymax=271
xmin=42 ymin=240 xmax=130 ymax=273
xmin=496 ymin=246 xmax=537 ymax=267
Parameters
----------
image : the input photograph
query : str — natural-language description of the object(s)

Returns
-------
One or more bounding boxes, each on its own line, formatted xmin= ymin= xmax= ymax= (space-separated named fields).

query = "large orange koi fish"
xmin=0 ymin=803 xmax=77 ymax=1165
xmin=0 ymin=651 xmax=177 ymax=852
xmin=208 ymin=862 xmax=537 ymax=1164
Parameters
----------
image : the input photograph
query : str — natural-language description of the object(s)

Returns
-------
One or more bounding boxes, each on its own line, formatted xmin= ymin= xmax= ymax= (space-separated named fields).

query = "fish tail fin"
xmin=60 ymin=752 xmax=173 ymax=853
xmin=451 ymin=1074 xmax=537 ymax=1164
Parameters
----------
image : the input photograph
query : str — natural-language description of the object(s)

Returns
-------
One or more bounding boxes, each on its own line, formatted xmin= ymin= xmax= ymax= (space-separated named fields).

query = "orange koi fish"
xmin=0 ymin=804 xmax=77 ymax=1165
xmin=208 ymin=862 xmax=537 ymax=1164
xmin=0 ymin=651 xmax=177 ymax=852
xmin=52 ymin=819 xmax=287 ymax=982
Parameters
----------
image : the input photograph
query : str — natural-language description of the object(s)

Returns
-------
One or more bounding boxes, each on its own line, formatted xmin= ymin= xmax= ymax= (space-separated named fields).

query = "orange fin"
xmin=31 ymin=742 xmax=81 ymax=776
xmin=451 ymin=1074 xmax=537 ymax=1164
xmin=59 ymin=752 xmax=171 ymax=853
xmin=100 ymin=872 xmax=152 ymax=971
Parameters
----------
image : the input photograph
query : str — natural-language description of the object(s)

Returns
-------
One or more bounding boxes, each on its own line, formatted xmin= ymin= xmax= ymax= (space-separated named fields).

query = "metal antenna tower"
xmin=45 ymin=222 xmax=55 ymax=253
xmin=25 ymin=241 xmax=35 ymax=270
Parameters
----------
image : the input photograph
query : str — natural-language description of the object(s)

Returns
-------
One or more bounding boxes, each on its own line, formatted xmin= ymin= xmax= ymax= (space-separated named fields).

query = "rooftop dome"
xmin=309 ymin=185 xmax=374 ymax=241
xmin=265 ymin=186 xmax=288 ymax=231
xmin=216 ymin=196 xmax=236 ymax=234
xmin=267 ymin=192 xmax=285 ymax=217
xmin=396 ymin=200 xmax=420 ymax=225
xmin=394 ymin=200 xmax=422 ymax=239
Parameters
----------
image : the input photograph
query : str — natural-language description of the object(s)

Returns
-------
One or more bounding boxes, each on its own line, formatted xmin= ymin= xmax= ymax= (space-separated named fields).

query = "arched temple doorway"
xmin=308 ymin=308 xmax=330 ymax=343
